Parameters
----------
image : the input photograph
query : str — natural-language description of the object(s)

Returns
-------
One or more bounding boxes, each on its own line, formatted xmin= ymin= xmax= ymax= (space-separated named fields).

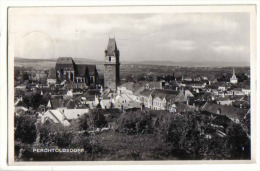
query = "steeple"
xmin=232 ymin=68 xmax=237 ymax=79
xmin=105 ymin=38 xmax=118 ymax=56
xmin=230 ymin=68 xmax=238 ymax=84
xmin=104 ymin=37 xmax=120 ymax=91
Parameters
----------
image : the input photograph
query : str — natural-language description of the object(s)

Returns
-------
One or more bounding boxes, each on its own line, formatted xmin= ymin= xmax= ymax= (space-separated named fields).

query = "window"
xmin=109 ymin=57 xmax=111 ymax=61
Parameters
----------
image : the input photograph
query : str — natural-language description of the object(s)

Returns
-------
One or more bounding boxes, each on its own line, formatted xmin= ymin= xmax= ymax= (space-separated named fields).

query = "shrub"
xmin=15 ymin=115 xmax=37 ymax=144
xmin=115 ymin=111 xmax=153 ymax=134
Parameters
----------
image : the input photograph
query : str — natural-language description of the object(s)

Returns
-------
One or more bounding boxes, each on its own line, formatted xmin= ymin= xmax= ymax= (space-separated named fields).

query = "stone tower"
xmin=104 ymin=38 xmax=120 ymax=90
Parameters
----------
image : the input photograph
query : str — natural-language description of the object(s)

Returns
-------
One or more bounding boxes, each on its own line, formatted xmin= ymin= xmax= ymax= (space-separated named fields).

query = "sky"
xmin=9 ymin=8 xmax=250 ymax=63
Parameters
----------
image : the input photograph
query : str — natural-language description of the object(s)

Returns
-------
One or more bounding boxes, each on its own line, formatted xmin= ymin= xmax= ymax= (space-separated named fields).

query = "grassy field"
xmin=17 ymin=130 xmax=184 ymax=161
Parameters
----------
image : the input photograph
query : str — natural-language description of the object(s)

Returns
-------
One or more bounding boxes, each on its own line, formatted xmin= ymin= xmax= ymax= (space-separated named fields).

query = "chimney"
xmin=186 ymin=100 xmax=189 ymax=105
xmin=240 ymin=104 xmax=243 ymax=108
xmin=176 ymin=87 xmax=178 ymax=91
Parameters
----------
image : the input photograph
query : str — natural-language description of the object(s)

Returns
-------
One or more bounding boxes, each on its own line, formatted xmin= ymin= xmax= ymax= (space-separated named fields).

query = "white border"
xmin=1 ymin=0 xmax=259 ymax=170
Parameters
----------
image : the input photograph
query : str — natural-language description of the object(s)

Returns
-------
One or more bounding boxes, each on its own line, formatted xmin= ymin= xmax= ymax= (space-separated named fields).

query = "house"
xmin=113 ymin=93 xmax=140 ymax=110
xmin=242 ymin=87 xmax=251 ymax=96
xmin=143 ymin=81 xmax=163 ymax=90
xmin=184 ymin=90 xmax=194 ymax=99
xmin=15 ymin=106 xmax=28 ymax=116
xmin=148 ymin=89 xmax=187 ymax=110
xmin=117 ymin=82 xmax=145 ymax=101
xmin=216 ymin=96 xmax=235 ymax=106
xmin=47 ymin=79 xmax=56 ymax=85
xmin=170 ymin=102 xmax=197 ymax=113
xmin=139 ymin=89 xmax=153 ymax=108
xmin=100 ymin=99 xmax=113 ymax=109
xmin=201 ymin=102 xmax=249 ymax=123
xmin=182 ymin=76 xmax=193 ymax=81
xmin=218 ymin=85 xmax=227 ymax=91
xmin=41 ymin=108 xmax=89 ymax=126
xmin=231 ymin=89 xmax=245 ymax=96
xmin=46 ymin=98 xmax=88 ymax=109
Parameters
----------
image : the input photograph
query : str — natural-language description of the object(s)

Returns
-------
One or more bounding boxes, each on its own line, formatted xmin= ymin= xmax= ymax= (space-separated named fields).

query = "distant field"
xmin=14 ymin=57 xmax=250 ymax=79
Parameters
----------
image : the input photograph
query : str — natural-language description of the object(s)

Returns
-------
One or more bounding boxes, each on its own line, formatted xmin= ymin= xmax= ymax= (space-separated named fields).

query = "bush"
xmin=115 ymin=111 xmax=153 ymax=134
xmin=15 ymin=115 xmax=37 ymax=144
xmin=77 ymin=110 xmax=107 ymax=131
xmin=39 ymin=123 xmax=75 ymax=147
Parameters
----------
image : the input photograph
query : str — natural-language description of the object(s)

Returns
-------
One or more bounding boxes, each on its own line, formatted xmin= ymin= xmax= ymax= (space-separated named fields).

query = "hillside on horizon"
xmin=14 ymin=57 xmax=250 ymax=68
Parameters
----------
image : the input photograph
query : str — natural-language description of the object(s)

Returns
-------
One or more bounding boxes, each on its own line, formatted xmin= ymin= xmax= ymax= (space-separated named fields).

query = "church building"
xmin=230 ymin=68 xmax=238 ymax=84
xmin=55 ymin=57 xmax=98 ymax=88
xmin=104 ymin=38 xmax=120 ymax=91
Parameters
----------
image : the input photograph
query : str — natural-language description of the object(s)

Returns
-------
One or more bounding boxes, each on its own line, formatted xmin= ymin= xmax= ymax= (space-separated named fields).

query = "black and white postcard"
xmin=0 ymin=1 xmax=259 ymax=170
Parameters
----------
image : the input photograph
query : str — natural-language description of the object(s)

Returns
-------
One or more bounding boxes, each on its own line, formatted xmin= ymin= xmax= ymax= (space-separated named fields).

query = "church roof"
xmin=56 ymin=57 xmax=76 ymax=65
xmin=86 ymin=65 xmax=97 ymax=76
xmin=76 ymin=65 xmax=87 ymax=77
xmin=106 ymin=38 xmax=118 ymax=56
xmin=76 ymin=64 xmax=97 ymax=77
xmin=56 ymin=57 xmax=76 ymax=71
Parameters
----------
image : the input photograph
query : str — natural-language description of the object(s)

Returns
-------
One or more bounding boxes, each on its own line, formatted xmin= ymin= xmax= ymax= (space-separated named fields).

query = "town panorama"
xmin=12 ymin=11 xmax=251 ymax=161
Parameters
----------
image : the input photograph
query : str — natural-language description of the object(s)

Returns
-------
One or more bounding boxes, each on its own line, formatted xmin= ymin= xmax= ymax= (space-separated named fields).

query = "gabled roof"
xmin=76 ymin=65 xmax=87 ymax=77
xmin=201 ymin=102 xmax=248 ymax=120
xmin=119 ymin=82 xmax=144 ymax=94
xmin=133 ymin=86 xmax=145 ymax=96
xmin=56 ymin=57 xmax=76 ymax=65
xmin=139 ymin=89 xmax=153 ymax=97
xmin=106 ymin=38 xmax=118 ymax=56
xmin=151 ymin=89 xmax=179 ymax=101
xmin=56 ymin=57 xmax=77 ymax=71
xmin=86 ymin=65 xmax=97 ymax=76
xmin=49 ymin=99 xmax=71 ymax=109
xmin=173 ymin=102 xmax=196 ymax=112
xmin=62 ymin=109 xmax=88 ymax=120
xmin=76 ymin=64 xmax=97 ymax=77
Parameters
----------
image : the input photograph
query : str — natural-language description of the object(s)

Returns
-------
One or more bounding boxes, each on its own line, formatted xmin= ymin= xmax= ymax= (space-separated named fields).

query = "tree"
xmin=42 ymin=92 xmax=51 ymax=104
xmin=77 ymin=113 xmax=90 ymax=131
xmin=77 ymin=109 xmax=107 ymax=131
xmin=39 ymin=123 xmax=75 ymax=147
xmin=31 ymin=93 xmax=44 ymax=109
xmin=15 ymin=115 xmax=37 ymax=144
xmin=23 ymin=72 xmax=30 ymax=81
xmin=236 ymin=73 xmax=248 ymax=82
xmin=116 ymin=111 xmax=153 ymax=134
xmin=136 ymin=75 xmax=146 ymax=82
xmin=225 ymin=123 xmax=250 ymax=159
xmin=90 ymin=110 xmax=107 ymax=128
xmin=125 ymin=74 xmax=133 ymax=82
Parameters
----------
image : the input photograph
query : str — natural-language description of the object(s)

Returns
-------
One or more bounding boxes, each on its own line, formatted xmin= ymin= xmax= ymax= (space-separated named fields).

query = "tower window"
xmin=109 ymin=57 xmax=111 ymax=61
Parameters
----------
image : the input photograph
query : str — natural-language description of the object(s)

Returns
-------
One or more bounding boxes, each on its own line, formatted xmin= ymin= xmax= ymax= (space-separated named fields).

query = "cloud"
xmin=9 ymin=9 xmax=250 ymax=63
